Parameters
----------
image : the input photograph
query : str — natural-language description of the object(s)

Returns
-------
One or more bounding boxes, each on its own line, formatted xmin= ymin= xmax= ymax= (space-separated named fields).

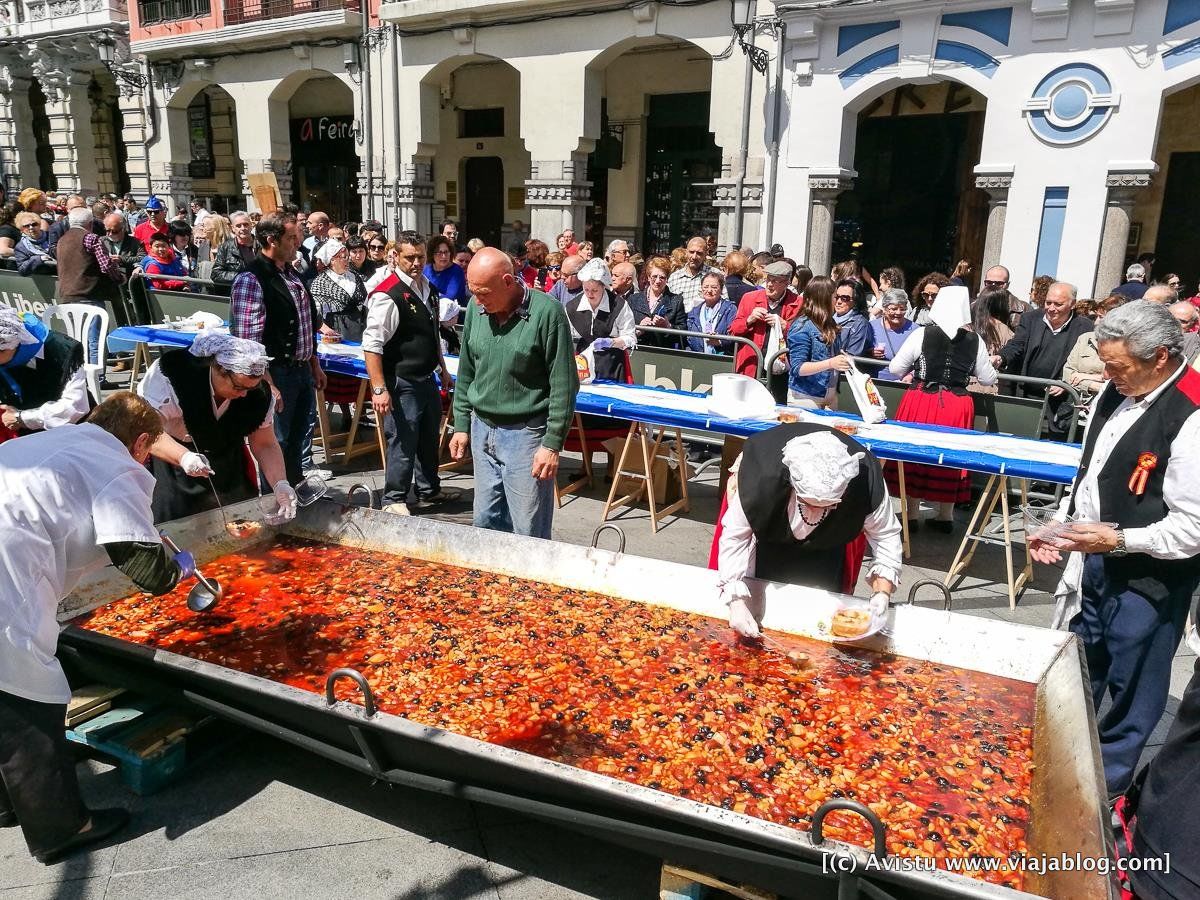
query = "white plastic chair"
xmin=41 ymin=303 xmax=110 ymax=402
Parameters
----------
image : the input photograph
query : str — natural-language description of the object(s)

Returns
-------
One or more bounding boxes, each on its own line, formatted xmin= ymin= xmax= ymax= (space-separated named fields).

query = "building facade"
xmin=0 ymin=0 xmax=151 ymax=198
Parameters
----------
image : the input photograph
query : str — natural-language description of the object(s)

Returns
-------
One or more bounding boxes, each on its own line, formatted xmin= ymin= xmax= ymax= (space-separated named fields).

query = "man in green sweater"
xmin=450 ymin=247 xmax=579 ymax=539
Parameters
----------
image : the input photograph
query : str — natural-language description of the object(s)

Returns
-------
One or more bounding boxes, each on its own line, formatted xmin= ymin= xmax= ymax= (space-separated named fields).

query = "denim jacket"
xmin=787 ymin=316 xmax=842 ymax=397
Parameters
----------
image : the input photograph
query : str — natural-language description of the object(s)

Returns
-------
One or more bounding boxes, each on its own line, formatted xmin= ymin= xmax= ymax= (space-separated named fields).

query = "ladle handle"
xmin=158 ymin=531 xmax=220 ymax=595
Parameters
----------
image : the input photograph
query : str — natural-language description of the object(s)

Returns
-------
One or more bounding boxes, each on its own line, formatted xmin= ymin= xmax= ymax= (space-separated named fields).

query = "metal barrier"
xmin=633 ymin=325 xmax=765 ymax=385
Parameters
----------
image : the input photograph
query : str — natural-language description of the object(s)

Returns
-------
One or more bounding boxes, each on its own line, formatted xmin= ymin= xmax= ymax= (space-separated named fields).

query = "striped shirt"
xmin=230 ymin=262 xmax=314 ymax=362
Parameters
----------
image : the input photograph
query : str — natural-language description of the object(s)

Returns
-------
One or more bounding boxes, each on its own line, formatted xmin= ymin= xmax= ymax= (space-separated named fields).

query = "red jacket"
xmin=729 ymin=288 xmax=803 ymax=377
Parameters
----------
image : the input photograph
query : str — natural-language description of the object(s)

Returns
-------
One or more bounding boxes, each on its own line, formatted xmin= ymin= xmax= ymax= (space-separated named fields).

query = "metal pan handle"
xmin=811 ymin=798 xmax=888 ymax=859
xmin=324 ymin=668 xmax=377 ymax=718
xmin=590 ymin=524 xmax=626 ymax=554
xmin=907 ymin=579 xmax=952 ymax=611
xmin=346 ymin=483 xmax=378 ymax=510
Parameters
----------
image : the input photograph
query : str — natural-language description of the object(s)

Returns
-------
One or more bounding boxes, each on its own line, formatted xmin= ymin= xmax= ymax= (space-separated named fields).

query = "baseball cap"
xmin=144 ymin=196 xmax=165 ymax=211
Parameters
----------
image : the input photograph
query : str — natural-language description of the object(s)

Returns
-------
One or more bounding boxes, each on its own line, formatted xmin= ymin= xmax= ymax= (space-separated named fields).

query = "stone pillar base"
xmin=395 ymin=158 xmax=434 ymax=235
xmin=150 ymin=162 xmax=193 ymax=217
xmin=807 ymin=170 xmax=855 ymax=278
xmin=526 ymin=157 xmax=591 ymax=245
xmin=975 ymin=168 xmax=1014 ymax=277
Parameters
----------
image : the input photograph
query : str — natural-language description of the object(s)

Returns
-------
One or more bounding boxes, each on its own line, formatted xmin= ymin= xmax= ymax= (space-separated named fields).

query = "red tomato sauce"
xmin=77 ymin=537 xmax=1036 ymax=889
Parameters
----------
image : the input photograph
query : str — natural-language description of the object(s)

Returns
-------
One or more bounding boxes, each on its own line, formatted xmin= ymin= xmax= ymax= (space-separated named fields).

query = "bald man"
xmin=668 ymin=236 xmax=717 ymax=312
xmin=1143 ymin=284 xmax=1179 ymax=306
xmin=450 ymin=248 xmax=579 ymax=539
xmin=1169 ymin=301 xmax=1200 ymax=366
xmin=611 ymin=261 xmax=637 ymax=303
xmin=550 ymin=254 xmax=585 ymax=306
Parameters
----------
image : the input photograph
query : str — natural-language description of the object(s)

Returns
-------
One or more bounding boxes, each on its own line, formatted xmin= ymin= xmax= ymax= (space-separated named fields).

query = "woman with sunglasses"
xmin=12 ymin=212 xmax=54 ymax=276
xmin=908 ymin=271 xmax=949 ymax=326
xmin=138 ymin=333 xmax=295 ymax=524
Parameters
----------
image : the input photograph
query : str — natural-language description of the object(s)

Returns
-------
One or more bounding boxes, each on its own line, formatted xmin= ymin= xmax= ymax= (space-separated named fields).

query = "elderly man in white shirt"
xmin=566 ymin=258 xmax=636 ymax=383
xmin=1032 ymin=301 xmax=1200 ymax=799
xmin=715 ymin=426 xmax=903 ymax=639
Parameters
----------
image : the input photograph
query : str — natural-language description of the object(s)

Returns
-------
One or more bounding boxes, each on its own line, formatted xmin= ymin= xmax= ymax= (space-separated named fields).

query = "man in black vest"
xmin=230 ymin=212 xmax=326 ymax=485
xmin=1032 ymin=301 xmax=1200 ymax=799
xmin=714 ymin=424 xmax=903 ymax=639
xmin=998 ymin=280 xmax=1092 ymax=439
xmin=363 ymin=230 xmax=451 ymax=513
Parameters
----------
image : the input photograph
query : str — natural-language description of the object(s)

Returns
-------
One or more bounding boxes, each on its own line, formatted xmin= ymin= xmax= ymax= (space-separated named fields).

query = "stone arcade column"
xmin=0 ymin=68 xmax=31 ymax=194
xmin=42 ymin=70 xmax=101 ymax=194
xmin=711 ymin=154 xmax=765 ymax=255
xmin=394 ymin=156 xmax=434 ymax=234
xmin=974 ymin=167 xmax=1014 ymax=276
xmin=525 ymin=156 xmax=591 ymax=245
xmin=806 ymin=169 xmax=854 ymax=277
xmin=117 ymin=88 xmax=153 ymax=201
xmin=1094 ymin=169 xmax=1151 ymax=298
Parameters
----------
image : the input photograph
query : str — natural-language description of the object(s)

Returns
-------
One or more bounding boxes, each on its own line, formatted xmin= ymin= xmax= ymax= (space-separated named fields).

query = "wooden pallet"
xmin=659 ymin=863 xmax=776 ymax=900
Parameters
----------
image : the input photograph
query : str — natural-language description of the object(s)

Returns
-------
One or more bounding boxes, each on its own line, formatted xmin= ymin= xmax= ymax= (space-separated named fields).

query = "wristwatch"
xmin=1110 ymin=529 xmax=1128 ymax=557
xmin=372 ymin=386 xmax=386 ymax=396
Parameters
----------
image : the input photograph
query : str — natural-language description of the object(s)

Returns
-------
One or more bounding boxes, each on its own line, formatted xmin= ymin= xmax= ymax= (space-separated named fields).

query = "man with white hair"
xmin=54 ymin=206 xmax=126 ymax=367
xmin=604 ymin=239 xmax=629 ymax=267
xmin=1113 ymin=263 xmax=1149 ymax=300
xmin=0 ymin=307 xmax=89 ymax=440
xmin=714 ymin=424 xmax=903 ymax=639
xmin=211 ymin=211 xmax=260 ymax=292
xmin=999 ymin=280 xmax=1092 ymax=439
xmin=1032 ymin=301 xmax=1200 ymax=799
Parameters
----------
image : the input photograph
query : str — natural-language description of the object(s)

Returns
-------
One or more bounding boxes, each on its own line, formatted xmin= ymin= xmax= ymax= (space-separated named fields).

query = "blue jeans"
xmin=470 ymin=414 xmax=555 ymax=539
xmin=269 ymin=362 xmax=315 ymax=486
xmin=1069 ymin=553 xmax=1197 ymax=796
xmin=382 ymin=375 xmax=441 ymax=505
xmin=80 ymin=299 xmax=105 ymax=366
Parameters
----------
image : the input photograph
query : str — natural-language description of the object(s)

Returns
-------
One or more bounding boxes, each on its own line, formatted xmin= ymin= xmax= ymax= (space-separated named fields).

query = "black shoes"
xmin=929 ymin=519 xmax=954 ymax=534
xmin=35 ymin=807 xmax=130 ymax=865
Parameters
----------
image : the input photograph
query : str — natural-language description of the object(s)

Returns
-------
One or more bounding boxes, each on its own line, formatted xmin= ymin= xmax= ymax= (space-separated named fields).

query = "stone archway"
xmin=835 ymin=80 xmax=989 ymax=287
xmin=277 ymin=71 xmax=359 ymax=222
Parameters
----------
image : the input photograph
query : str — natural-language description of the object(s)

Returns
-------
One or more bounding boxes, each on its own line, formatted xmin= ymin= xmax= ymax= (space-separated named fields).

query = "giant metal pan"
xmin=59 ymin=499 xmax=1115 ymax=900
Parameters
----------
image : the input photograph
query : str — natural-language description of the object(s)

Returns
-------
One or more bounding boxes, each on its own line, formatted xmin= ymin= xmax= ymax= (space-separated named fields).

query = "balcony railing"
xmin=137 ymin=0 xmax=211 ymax=24
xmin=223 ymin=0 xmax=357 ymax=25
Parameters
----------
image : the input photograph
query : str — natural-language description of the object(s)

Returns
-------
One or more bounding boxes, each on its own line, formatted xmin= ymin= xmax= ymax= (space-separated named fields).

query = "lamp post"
xmin=96 ymin=32 xmax=149 ymax=98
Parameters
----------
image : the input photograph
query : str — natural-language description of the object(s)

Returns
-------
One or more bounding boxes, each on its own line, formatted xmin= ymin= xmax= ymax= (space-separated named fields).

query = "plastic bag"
xmin=845 ymin=358 xmax=886 ymax=424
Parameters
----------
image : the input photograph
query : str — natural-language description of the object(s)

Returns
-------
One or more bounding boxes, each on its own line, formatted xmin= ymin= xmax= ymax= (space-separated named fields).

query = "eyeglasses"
xmin=21 ymin=222 xmax=39 ymax=229
xmin=834 ymin=293 xmax=854 ymax=301
xmin=1169 ymin=280 xmax=1182 ymax=287
xmin=921 ymin=291 xmax=940 ymax=299
xmin=547 ymin=265 xmax=561 ymax=272
xmin=219 ymin=368 xmax=262 ymax=391
xmin=983 ymin=279 xmax=1008 ymax=288
xmin=434 ymin=248 xmax=451 ymax=256
xmin=369 ymin=244 xmax=386 ymax=251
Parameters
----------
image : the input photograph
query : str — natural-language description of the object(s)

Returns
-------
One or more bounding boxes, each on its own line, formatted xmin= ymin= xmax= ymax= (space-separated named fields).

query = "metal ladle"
xmin=159 ymin=531 xmax=224 ymax=612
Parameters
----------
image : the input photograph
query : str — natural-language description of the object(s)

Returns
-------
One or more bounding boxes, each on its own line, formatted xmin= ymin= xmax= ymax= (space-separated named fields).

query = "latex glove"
xmin=728 ymin=597 xmax=762 ymax=640
xmin=180 ymin=451 xmax=214 ymax=477
xmin=173 ymin=550 xmax=196 ymax=580
xmin=870 ymin=591 xmax=890 ymax=619
xmin=592 ymin=337 xmax=614 ymax=352
xmin=264 ymin=480 xmax=298 ymax=524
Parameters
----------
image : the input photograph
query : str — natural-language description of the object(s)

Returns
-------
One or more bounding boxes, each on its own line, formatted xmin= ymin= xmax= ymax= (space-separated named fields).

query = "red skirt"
xmin=323 ymin=373 xmax=361 ymax=405
xmin=883 ymin=386 xmax=974 ymax=504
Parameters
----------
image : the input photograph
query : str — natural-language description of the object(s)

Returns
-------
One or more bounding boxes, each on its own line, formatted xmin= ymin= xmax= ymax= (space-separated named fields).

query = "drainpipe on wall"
xmin=763 ymin=20 xmax=786 ymax=248
xmin=361 ymin=7 xmax=374 ymax=221
xmin=391 ymin=27 xmax=401 ymax=233
xmin=732 ymin=12 xmax=754 ymax=249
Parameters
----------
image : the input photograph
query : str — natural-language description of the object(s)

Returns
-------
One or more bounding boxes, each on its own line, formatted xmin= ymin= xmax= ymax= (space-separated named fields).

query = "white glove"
xmin=264 ymin=480 xmax=298 ymax=524
xmin=180 ymin=451 xmax=214 ymax=478
xmin=728 ymin=597 xmax=762 ymax=640
xmin=870 ymin=591 xmax=890 ymax=619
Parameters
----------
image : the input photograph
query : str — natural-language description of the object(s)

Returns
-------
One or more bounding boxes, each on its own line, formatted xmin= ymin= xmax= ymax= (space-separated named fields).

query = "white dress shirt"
xmin=1051 ymin=363 xmax=1200 ymax=628
xmin=138 ymin=359 xmax=272 ymax=443
xmin=362 ymin=270 xmax=435 ymax=356
xmin=717 ymin=461 xmax=904 ymax=605
xmin=567 ymin=294 xmax=638 ymax=350
xmin=13 ymin=351 xmax=90 ymax=431
xmin=888 ymin=327 xmax=998 ymax=386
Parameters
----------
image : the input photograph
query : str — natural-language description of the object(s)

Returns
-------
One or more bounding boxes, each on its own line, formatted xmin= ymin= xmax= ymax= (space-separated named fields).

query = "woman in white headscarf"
xmin=885 ymin=285 xmax=998 ymax=532
xmin=308 ymin=239 xmax=368 ymax=419
xmin=0 ymin=307 xmax=89 ymax=442
xmin=566 ymin=258 xmax=637 ymax=382
xmin=712 ymin=425 xmax=903 ymax=639
xmin=138 ymin=332 xmax=295 ymax=523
